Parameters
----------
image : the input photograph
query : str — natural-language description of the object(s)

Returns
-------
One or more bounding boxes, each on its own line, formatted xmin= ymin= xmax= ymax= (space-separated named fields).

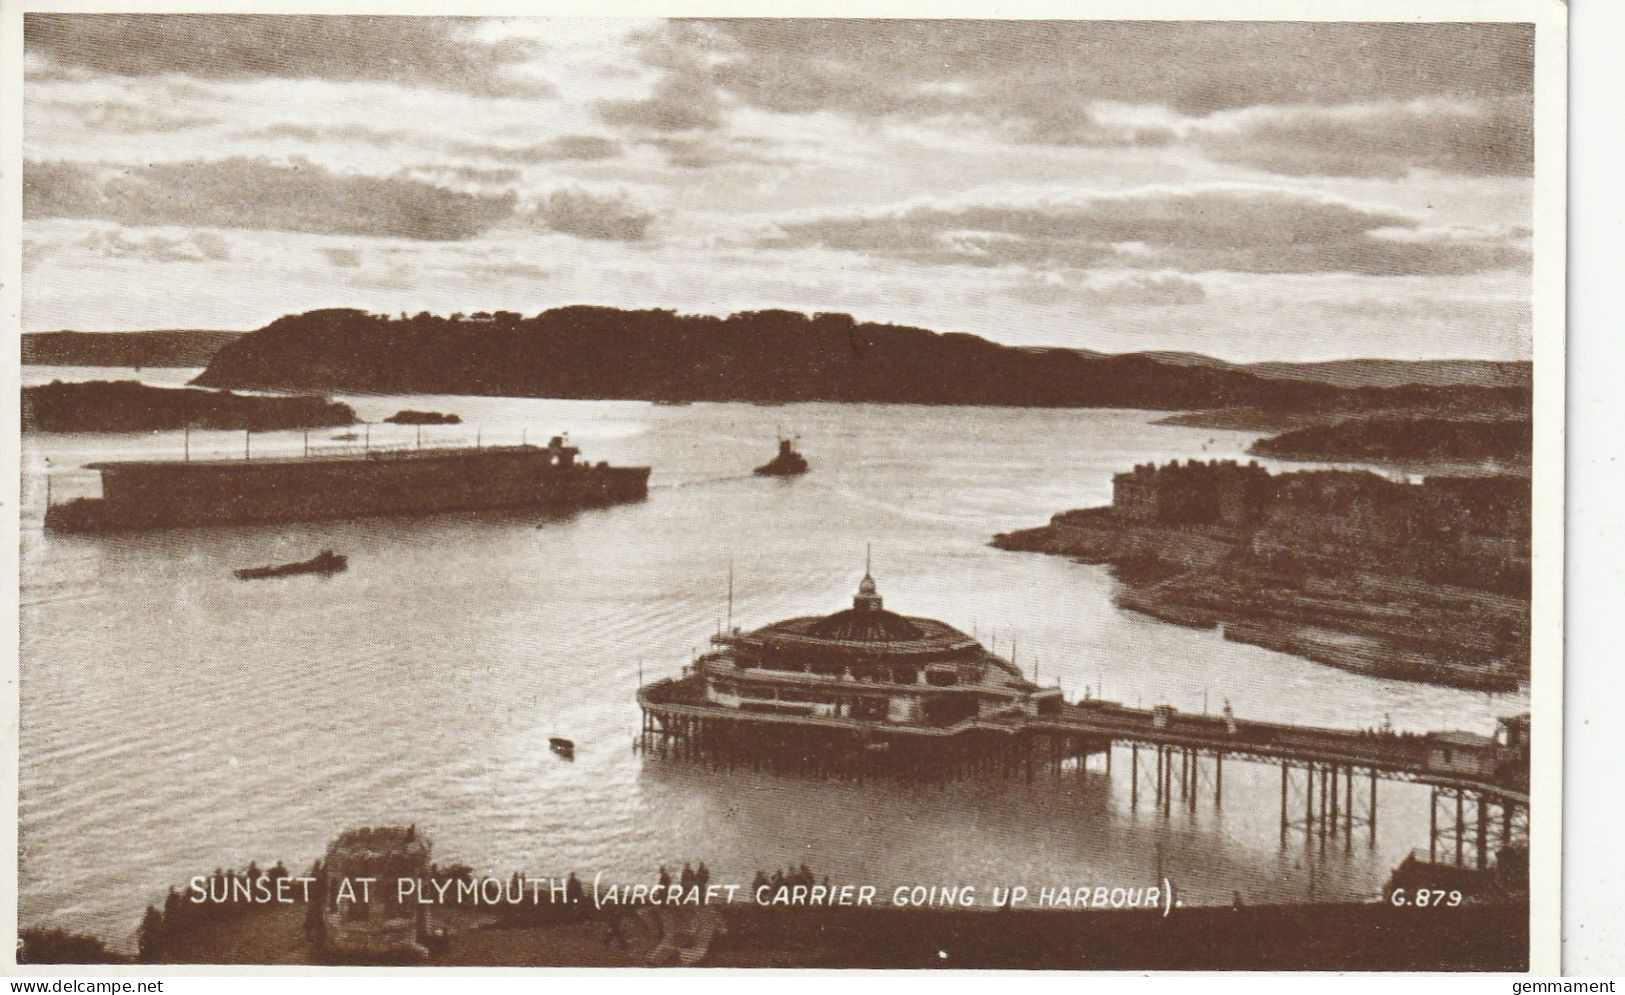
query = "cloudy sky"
xmin=21 ymin=16 xmax=1535 ymax=361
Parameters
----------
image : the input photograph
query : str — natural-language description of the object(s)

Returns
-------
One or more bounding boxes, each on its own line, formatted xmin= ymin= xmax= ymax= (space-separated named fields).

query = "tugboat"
xmin=754 ymin=437 xmax=809 ymax=477
xmin=234 ymin=549 xmax=347 ymax=581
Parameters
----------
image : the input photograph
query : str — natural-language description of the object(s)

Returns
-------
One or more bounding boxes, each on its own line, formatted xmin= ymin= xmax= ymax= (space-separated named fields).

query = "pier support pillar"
xmin=1344 ymin=766 xmax=1354 ymax=842
xmin=1456 ymin=791 xmax=1466 ymax=869
xmin=1429 ymin=787 xmax=1439 ymax=862
xmin=1370 ymin=769 xmax=1379 ymax=847
xmin=1306 ymin=763 xmax=1315 ymax=840
xmin=1280 ymin=763 xmax=1289 ymax=841
xmin=1329 ymin=764 xmax=1339 ymax=835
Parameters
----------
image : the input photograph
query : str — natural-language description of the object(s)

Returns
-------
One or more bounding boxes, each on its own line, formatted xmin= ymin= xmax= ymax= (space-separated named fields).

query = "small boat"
xmin=549 ymin=737 xmax=575 ymax=759
xmin=754 ymin=437 xmax=809 ymax=477
xmin=234 ymin=550 xmax=347 ymax=581
xmin=331 ymin=431 xmax=360 ymax=441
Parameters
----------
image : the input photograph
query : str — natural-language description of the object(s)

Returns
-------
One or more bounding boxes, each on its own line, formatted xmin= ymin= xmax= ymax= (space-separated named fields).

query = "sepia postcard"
xmin=2 ymin=0 xmax=1566 ymax=977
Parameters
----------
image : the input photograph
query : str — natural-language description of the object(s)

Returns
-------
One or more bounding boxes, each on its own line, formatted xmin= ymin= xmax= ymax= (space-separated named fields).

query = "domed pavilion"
xmin=641 ymin=568 xmax=1063 ymax=738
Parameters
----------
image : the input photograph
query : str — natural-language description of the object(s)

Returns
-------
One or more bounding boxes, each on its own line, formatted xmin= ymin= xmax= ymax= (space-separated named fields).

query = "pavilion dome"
xmin=738 ymin=569 xmax=984 ymax=658
xmin=806 ymin=605 xmax=925 ymax=643
xmin=803 ymin=571 xmax=923 ymax=642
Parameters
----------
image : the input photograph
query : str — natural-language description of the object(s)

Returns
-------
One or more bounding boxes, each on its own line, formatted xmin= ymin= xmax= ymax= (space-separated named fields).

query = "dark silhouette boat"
xmin=754 ymin=438 xmax=809 ymax=477
xmin=234 ymin=550 xmax=347 ymax=581
xmin=549 ymin=737 xmax=575 ymax=759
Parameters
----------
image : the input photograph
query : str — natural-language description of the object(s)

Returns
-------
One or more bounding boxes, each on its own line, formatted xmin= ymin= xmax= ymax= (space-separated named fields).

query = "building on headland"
xmin=1104 ymin=459 xmax=1529 ymax=595
xmin=637 ymin=569 xmax=1086 ymax=776
xmin=1112 ymin=459 xmax=1272 ymax=527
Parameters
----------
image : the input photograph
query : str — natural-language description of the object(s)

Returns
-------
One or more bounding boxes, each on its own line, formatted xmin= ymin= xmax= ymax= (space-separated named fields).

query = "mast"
xmin=726 ymin=559 xmax=734 ymax=632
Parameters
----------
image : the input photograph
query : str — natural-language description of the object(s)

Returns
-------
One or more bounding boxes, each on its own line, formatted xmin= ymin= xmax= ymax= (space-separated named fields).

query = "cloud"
xmin=1017 ymin=113 xmax=1178 ymax=150
xmin=1009 ymin=272 xmax=1207 ymax=308
xmin=450 ymin=135 xmax=623 ymax=164
xmin=467 ymin=261 xmax=551 ymax=282
xmin=761 ymin=186 xmax=1529 ymax=277
xmin=722 ymin=20 xmax=1530 ymax=109
xmin=606 ymin=20 xmax=1533 ymax=170
xmin=597 ymin=36 xmax=723 ymax=132
xmin=38 ymin=99 xmax=218 ymax=134
xmin=1194 ymin=99 xmax=1533 ymax=179
xmin=319 ymin=247 xmax=362 ymax=268
xmin=526 ymin=188 xmax=654 ymax=241
xmin=696 ymin=20 xmax=1530 ymax=118
xmin=24 ymin=157 xmax=516 ymax=241
xmin=238 ymin=123 xmax=406 ymax=147
xmin=23 ymin=14 xmax=549 ymax=97
xmin=644 ymin=135 xmax=789 ymax=170
xmin=82 ymin=228 xmax=232 ymax=263
xmin=406 ymin=164 xmax=523 ymax=185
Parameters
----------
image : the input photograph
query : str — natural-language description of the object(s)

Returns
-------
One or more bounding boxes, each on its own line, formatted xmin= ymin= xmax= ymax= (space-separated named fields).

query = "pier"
xmin=638 ymin=676 xmax=1529 ymax=872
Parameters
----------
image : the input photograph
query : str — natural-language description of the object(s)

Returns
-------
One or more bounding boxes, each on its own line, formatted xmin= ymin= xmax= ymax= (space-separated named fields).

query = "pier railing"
xmin=637 ymin=675 xmax=1528 ymax=803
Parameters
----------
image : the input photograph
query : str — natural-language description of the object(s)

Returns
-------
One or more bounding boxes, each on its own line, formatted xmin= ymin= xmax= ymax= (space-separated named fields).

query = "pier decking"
xmin=638 ymin=675 xmax=1529 ymax=873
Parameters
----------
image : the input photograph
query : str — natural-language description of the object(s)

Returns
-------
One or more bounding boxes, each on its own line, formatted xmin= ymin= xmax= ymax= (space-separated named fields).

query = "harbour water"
xmin=18 ymin=367 xmax=1529 ymax=951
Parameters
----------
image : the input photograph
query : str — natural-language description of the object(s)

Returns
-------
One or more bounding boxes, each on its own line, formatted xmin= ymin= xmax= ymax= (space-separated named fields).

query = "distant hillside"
xmin=1135 ymin=352 xmax=1530 ymax=390
xmin=23 ymin=330 xmax=243 ymax=368
xmin=1246 ymin=359 xmax=1531 ymax=390
xmin=23 ymin=380 xmax=354 ymax=433
xmin=1250 ymin=417 xmax=1532 ymax=470
xmin=193 ymin=308 xmax=1529 ymax=418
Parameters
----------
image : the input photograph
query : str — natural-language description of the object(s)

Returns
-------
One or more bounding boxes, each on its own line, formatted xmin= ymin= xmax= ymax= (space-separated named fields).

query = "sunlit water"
xmin=18 ymin=366 xmax=1528 ymax=951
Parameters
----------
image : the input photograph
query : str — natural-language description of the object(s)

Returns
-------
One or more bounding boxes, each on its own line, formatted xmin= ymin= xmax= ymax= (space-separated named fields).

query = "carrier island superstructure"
xmin=44 ymin=435 xmax=650 ymax=532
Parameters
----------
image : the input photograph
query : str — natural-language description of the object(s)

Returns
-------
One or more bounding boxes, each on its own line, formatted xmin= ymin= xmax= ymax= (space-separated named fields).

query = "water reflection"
xmin=19 ymin=371 xmax=1524 ymax=949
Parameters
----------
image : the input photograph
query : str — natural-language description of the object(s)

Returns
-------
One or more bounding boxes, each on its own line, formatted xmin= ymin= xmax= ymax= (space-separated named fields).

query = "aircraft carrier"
xmin=44 ymin=435 xmax=651 ymax=533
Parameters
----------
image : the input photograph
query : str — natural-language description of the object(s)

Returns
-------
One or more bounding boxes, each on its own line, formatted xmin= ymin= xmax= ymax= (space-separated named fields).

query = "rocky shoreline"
xmin=993 ymin=507 xmax=1527 ymax=693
